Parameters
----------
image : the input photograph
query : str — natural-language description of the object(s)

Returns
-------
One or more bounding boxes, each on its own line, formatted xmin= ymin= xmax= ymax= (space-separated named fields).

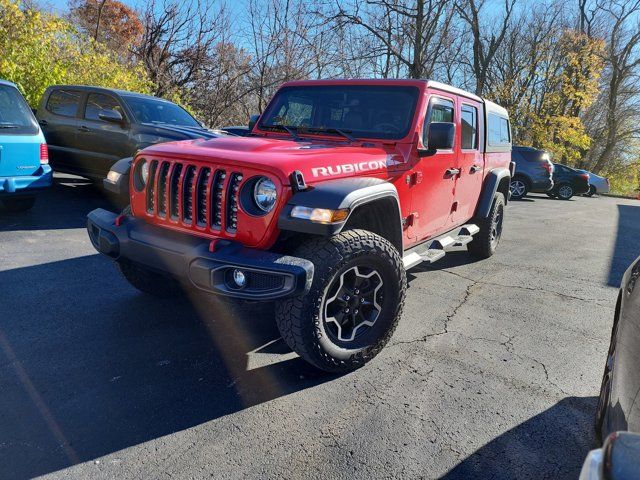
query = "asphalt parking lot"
xmin=1 ymin=175 xmax=639 ymax=480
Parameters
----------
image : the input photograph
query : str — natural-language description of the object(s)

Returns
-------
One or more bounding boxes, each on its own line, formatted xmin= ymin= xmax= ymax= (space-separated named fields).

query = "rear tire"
xmin=468 ymin=192 xmax=505 ymax=259
xmin=1 ymin=196 xmax=36 ymax=212
xmin=509 ymin=177 xmax=529 ymax=200
xmin=117 ymin=261 xmax=184 ymax=298
xmin=275 ymin=229 xmax=406 ymax=373
xmin=557 ymin=183 xmax=574 ymax=200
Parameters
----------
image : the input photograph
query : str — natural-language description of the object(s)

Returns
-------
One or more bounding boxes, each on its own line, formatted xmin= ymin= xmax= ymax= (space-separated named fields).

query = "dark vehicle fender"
xmin=103 ymin=157 xmax=132 ymax=196
xmin=475 ymin=167 xmax=511 ymax=218
xmin=278 ymin=177 xmax=404 ymax=254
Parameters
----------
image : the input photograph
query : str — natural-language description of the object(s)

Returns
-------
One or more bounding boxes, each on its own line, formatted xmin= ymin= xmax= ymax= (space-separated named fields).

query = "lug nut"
xmin=344 ymin=295 xmax=350 ymax=301
xmin=344 ymin=308 xmax=350 ymax=313
xmin=354 ymin=289 xmax=360 ymax=294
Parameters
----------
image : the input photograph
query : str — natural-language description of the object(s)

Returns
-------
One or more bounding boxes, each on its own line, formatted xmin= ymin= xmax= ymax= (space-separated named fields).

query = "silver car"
xmin=585 ymin=171 xmax=610 ymax=196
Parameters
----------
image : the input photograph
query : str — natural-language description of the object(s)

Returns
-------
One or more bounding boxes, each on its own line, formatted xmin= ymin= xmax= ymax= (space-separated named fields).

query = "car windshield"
xmin=122 ymin=96 xmax=202 ymax=128
xmin=0 ymin=84 xmax=39 ymax=135
xmin=258 ymin=85 xmax=420 ymax=140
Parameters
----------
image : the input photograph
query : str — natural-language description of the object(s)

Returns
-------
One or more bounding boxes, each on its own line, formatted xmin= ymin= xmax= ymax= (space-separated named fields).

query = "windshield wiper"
xmin=261 ymin=124 xmax=302 ymax=141
xmin=303 ymin=127 xmax=357 ymax=142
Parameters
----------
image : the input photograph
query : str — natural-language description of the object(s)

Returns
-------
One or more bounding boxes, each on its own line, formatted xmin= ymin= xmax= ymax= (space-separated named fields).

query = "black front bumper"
xmin=87 ymin=208 xmax=314 ymax=300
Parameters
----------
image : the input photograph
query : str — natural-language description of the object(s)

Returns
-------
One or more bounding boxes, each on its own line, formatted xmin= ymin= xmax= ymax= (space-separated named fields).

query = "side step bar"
xmin=402 ymin=224 xmax=480 ymax=270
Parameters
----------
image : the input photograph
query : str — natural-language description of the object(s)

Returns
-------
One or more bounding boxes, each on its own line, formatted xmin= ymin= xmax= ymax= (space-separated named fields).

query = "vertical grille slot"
xmin=196 ymin=168 xmax=211 ymax=227
xmin=169 ymin=163 xmax=183 ymax=220
xmin=210 ymin=170 xmax=226 ymax=229
xmin=226 ymin=173 xmax=243 ymax=232
xmin=146 ymin=160 xmax=158 ymax=213
xmin=157 ymin=162 xmax=170 ymax=217
xmin=182 ymin=165 xmax=197 ymax=224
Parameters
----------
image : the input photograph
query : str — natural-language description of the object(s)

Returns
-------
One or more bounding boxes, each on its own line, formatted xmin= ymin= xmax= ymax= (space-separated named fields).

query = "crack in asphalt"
xmin=441 ymin=269 xmax=610 ymax=307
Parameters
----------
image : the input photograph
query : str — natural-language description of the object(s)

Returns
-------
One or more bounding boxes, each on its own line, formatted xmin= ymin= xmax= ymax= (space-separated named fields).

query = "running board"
xmin=402 ymin=224 xmax=480 ymax=270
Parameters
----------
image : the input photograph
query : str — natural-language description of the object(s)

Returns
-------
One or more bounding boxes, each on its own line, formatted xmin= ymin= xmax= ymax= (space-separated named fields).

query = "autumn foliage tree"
xmin=68 ymin=0 xmax=143 ymax=54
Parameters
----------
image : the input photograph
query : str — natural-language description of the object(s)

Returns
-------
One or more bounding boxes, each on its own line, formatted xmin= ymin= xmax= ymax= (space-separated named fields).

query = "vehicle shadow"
xmin=441 ymin=396 xmax=598 ymax=480
xmin=0 ymin=174 xmax=120 ymax=232
xmin=607 ymin=204 xmax=640 ymax=287
xmin=0 ymin=254 xmax=335 ymax=479
xmin=406 ymin=250 xmax=483 ymax=283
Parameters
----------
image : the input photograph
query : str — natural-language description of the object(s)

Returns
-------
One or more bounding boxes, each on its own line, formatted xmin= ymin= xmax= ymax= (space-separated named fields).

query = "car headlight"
xmin=140 ymin=160 xmax=149 ymax=185
xmin=253 ymin=177 xmax=277 ymax=212
xmin=133 ymin=159 xmax=149 ymax=192
xmin=107 ymin=170 xmax=122 ymax=184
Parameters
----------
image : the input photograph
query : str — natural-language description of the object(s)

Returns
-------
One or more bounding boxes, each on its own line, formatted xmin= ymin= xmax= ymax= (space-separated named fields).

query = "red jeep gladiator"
xmin=87 ymin=79 xmax=513 ymax=372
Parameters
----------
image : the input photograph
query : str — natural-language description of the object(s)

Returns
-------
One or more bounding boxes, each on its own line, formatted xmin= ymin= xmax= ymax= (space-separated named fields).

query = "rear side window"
xmin=461 ymin=105 xmax=478 ymax=149
xmin=85 ymin=93 xmax=124 ymax=121
xmin=488 ymin=113 xmax=510 ymax=145
xmin=46 ymin=90 xmax=80 ymax=117
xmin=0 ymin=84 xmax=39 ymax=135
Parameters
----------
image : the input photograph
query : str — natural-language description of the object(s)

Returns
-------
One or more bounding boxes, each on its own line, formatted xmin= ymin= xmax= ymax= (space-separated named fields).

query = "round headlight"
xmin=140 ymin=160 xmax=149 ymax=186
xmin=253 ymin=177 xmax=277 ymax=212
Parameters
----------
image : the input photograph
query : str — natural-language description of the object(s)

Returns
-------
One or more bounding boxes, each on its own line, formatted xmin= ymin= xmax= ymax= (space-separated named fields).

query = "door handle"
xmin=445 ymin=168 xmax=460 ymax=177
xmin=470 ymin=165 xmax=482 ymax=173
xmin=78 ymin=125 xmax=90 ymax=132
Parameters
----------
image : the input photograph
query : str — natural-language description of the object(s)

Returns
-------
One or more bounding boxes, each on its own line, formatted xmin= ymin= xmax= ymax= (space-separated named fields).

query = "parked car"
xmin=36 ymin=85 xmax=220 ymax=186
xmin=580 ymin=431 xmax=640 ymax=480
xmin=509 ymin=145 xmax=554 ymax=200
xmin=578 ymin=170 xmax=610 ymax=196
xmin=87 ymin=79 xmax=514 ymax=372
xmin=220 ymin=126 xmax=251 ymax=136
xmin=546 ymin=164 xmax=590 ymax=200
xmin=596 ymin=255 xmax=640 ymax=441
xmin=0 ymin=79 xmax=52 ymax=212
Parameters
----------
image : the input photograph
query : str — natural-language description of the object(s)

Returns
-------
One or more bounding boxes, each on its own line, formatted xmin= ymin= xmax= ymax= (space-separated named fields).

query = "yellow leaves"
xmin=0 ymin=0 xmax=152 ymax=106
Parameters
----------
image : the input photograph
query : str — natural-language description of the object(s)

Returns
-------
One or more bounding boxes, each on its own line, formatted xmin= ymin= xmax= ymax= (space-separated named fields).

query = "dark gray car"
xmin=36 ymin=86 xmax=220 ymax=182
xmin=510 ymin=146 xmax=554 ymax=200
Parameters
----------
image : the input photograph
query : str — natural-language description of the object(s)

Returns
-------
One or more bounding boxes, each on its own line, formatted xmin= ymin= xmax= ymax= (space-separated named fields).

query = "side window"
xmin=46 ymin=90 xmax=80 ymax=117
xmin=423 ymin=97 xmax=454 ymax=144
xmin=488 ymin=113 xmax=511 ymax=146
xmin=461 ymin=104 xmax=478 ymax=150
xmin=85 ymin=93 xmax=124 ymax=121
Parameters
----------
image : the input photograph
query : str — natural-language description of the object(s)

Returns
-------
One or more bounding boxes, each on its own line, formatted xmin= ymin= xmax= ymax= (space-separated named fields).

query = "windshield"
xmin=258 ymin=85 xmax=420 ymax=140
xmin=123 ymin=96 xmax=202 ymax=128
xmin=0 ymin=84 xmax=39 ymax=135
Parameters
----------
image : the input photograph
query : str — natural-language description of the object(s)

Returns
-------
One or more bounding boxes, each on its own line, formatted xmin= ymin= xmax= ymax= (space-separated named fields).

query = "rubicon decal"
xmin=311 ymin=160 xmax=387 ymax=177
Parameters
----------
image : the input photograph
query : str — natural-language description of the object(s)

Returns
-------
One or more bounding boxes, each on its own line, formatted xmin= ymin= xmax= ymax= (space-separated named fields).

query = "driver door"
xmin=409 ymin=95 xmax=458 ymax=242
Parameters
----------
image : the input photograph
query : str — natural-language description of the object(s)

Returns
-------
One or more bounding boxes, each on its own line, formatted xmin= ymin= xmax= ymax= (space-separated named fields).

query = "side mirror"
xmin=249 ymin=114 xmax=260 ymax=130
xmin=426 ymin=122 xmax=455 ymax=151
xmin=98 ymin=109 xmax=124 ymax=124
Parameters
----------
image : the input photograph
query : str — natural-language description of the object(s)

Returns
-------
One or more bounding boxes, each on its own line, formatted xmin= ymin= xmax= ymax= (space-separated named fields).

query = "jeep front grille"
xmin=144 ymin=160 xmax=243 ymax=234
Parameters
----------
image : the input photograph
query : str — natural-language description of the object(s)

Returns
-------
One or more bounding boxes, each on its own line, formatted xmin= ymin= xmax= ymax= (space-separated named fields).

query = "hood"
xmin=140 ymin=135 xmax=410 ymax=186
xmin=140 ymin=123 xmax=221 ymax=140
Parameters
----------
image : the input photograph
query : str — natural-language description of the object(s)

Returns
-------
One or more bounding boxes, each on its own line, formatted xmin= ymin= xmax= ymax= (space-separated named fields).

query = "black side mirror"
xmin=249 ymin=114 xmax=260 ymax=130
xmin=98 ymin=109 xmax=124 ymax=125
xmin=426 ymin=122 xmax=455 ymax=150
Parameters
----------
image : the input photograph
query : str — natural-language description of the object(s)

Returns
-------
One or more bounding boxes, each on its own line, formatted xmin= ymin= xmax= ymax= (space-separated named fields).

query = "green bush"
xmin=0 ymin=0 xmax=152 ymax=106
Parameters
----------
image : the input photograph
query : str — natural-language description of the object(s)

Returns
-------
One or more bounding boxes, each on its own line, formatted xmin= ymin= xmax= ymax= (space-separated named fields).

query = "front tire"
xmin=1 ymin=196 xmax=36 ymax=212
xmin=468 ymin=192 xmax=505 ymax=259
xmin=557 ymin=183 xmax=574 ymax=200
xmin=509 ymin=177 xmax=529 ymax=200
xmin=275 ymin=229 xmax=406 ymax=373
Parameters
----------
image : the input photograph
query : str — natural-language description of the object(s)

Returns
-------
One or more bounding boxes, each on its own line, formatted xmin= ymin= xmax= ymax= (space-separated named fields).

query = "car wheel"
xmin=468 ymin=192 xmax=505 ymax=259
xmin=1 ymin=196 xmax=36 ymax=212
xmin=585 ymin=185 xmax=596 ymax=197
xmin=509 ymin=177 xmax=529 ymax=200
xmin=557 ymin=184 xmax=574 ymax=200
xmin=275 ymin=229 xmax=406 ymax=373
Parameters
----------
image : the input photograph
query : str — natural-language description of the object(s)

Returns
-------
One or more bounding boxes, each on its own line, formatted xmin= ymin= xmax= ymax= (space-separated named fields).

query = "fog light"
xmin=232 ymin=269 xmax=246 ymax=288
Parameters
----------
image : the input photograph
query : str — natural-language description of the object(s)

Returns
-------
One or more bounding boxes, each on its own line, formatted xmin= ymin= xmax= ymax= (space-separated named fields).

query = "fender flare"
xmin=475 ymin=167 xmax=511 ymax=218
xmin=277 ymin=177 xmax=404 ymax=252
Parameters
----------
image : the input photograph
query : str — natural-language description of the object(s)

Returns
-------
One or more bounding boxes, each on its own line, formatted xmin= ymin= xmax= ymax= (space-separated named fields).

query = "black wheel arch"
xmin=475 ymin=167 xmax=511 ymax=218
xmin=277 ymin=177 xmax=404 ymax=254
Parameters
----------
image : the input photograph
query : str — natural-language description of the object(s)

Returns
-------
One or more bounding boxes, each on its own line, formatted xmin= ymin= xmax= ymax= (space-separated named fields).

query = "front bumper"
xmin=87 ymin=208 xmax=314 ymax=300
xmin=0 ymin=165 xmax=52 ymax=195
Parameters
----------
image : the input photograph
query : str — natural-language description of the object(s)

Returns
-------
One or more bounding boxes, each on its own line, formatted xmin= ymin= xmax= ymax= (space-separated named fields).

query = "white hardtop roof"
xmin=484 ymin=99 xmax=509 ymax=118
xmin=426 ymin=80 xmax=482 ymax=103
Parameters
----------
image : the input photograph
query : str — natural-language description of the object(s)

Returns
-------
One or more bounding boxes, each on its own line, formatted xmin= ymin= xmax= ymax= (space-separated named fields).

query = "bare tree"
xmin=455 ymin=0 xmax=517 ymax=95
